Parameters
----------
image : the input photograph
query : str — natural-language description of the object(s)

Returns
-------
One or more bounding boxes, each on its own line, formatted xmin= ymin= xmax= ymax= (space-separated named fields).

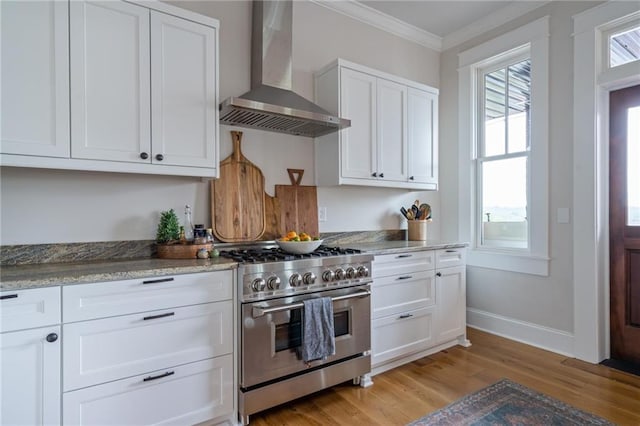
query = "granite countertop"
xmin=0 ymin=240 xmax=466 ymax=291
xmin=0 ymin=257 xmax=238 ymax=291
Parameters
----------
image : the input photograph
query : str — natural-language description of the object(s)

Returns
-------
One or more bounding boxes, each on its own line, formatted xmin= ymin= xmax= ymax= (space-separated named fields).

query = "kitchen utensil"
xmin=411 ymin=204 xmax=419 ymax=219
xmin=406 ymin=209 xmax=415 ymax=220
xmin=420 ymin=203 xmax=431 ymax=220
xmin=275 ymin=239 xmax=324 ymax=254
xmin=211 ymin=131 xmax=266 ymax=242
xmin=400 ymin=207 xmax=409 ymax=220
xmin=275 ymin=169 xmax=319 ymax=237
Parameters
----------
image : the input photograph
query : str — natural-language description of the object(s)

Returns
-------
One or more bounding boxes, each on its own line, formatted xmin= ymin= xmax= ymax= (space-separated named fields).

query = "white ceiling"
xmin=360 ymin=1 xmax=523 ymax=38
xmin=313 ymin=0 xmax=552 ymax=50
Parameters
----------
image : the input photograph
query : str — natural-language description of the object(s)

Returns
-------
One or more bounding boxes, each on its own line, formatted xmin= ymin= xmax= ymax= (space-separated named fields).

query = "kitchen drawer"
xmin=63 ymin=270 xmax=233 ymax=322
xmin=373 ymin=250 xmax=435 ymax=278
xmin=435 ymin=248 xmax=466 ymax=269
xmin=63 ymin=355 xmax=233 ymax=426
xmin=372 ymin=270 xmax=435 ymax=319
xmin=63 ymin=300 xmax=232 ymax=391
xmin=371 ymin=306 xmax=434 ymax=366
xmin=1 ymin=286 xmax=61 ymax=333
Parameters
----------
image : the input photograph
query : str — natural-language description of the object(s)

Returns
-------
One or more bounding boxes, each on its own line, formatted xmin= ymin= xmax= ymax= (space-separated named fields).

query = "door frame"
xmin=573 ymin=3 xmax=640 ymax=363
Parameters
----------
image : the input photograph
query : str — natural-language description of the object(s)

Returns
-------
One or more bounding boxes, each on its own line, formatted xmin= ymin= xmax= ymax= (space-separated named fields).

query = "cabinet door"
xmin=70 ymin=1 xmax=151 ymax=162
xmin=371 ymin=306 xmax=435 ymax=366
xmin=377 ymin=78 xmax=407 ymax=182
xmin=1 ymin=0 xmax=69 ymax=157
xmin=407 ymin=87 xmax=438 ymax=185
xmin=63 ymin=356 xmax=233 ymax=426
xmin=340 ymin=68 xmax=377 ymax=180
xmin=151 ymin=11 xmax=217 ymax=169
xmin=1 ymin=327 xmax=61 ymax=426
xmin=435 ymin=265 xmax=466 ymax=343
xmin=63 ymin=301 xmax=232 ymax=391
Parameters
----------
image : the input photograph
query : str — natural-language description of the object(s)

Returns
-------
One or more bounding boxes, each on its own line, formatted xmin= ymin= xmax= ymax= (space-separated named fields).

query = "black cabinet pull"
xmin=143 ymin=312 xmax=175 ymax=321
xmin=379 ymin=173 xmax=384 ymax=178
xmin=445 ymin=249 xmax=457 ymax=253
xmin=396 ymin=254 xmax=412 ymax=258
xmin=371 ymin=172 xmax=377 ymax=177
xmin=140 ymin=152 xmax=149 ymax=160
xmin=409 ymin=176 xmax=414 ymax=180
xmin=398 ymin=313 xmax=413 ymax=319
xmin=142 ymin=277 xmax=175 ymax=285
xmin=397 ymin=276 xmax=413 ymax=280
xmin=0 ymin=294 xmax=18 ymax=300
xmin=436 ymin=272 xmax=442 ymax=277
xmin=46 ymin=333 xmax=58 ymax=343
xmin=143 ymin=371 xmax=175 ymax=382
xmin=155 ymin=154 xmax=164 ymax=161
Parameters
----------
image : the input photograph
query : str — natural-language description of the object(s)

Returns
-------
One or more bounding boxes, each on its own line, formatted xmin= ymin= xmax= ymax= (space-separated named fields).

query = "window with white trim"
xmin=458 ymin=17 xmax=549 ymax=276
xmin=478 ymin=51 xmax=531 ymax=250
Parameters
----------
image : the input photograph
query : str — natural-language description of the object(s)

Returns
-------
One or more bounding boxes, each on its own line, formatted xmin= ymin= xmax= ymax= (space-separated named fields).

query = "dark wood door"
xmin=610 ymin=84 xmax=640 ymax=364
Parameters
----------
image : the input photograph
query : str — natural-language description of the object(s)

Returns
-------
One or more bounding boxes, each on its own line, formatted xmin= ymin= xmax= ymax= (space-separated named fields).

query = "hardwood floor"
xmin=249 ymin=328 xmax=640 ymax=425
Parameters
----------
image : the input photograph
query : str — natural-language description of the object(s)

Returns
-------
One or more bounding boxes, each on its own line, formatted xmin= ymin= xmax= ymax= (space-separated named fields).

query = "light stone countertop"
xmin=0 ymin=241 xmax=467 ymax=292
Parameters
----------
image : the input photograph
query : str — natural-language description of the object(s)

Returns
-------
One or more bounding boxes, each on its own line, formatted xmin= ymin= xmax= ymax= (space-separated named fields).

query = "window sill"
xmin=467 ymin=249 xmax=550 ymax=276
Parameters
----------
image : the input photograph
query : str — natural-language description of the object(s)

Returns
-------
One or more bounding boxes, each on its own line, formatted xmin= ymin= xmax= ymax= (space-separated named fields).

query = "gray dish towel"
xmin=299 ymin=297 xmax=336 ymax=362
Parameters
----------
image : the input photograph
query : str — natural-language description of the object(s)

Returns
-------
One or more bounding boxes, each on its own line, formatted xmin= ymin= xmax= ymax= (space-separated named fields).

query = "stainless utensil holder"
xmin=407 ymin=220 xmax=428 ymax=241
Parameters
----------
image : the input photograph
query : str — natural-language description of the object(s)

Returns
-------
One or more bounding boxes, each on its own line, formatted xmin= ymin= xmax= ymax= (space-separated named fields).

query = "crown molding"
xmin=309 ymin=0 xmax=443 ymax=51
xmin=442 ymin=1 xmax=552 ymax=51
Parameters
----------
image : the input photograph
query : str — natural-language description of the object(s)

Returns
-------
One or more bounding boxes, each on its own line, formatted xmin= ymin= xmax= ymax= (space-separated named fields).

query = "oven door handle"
xmin=252 ymin=290 xmax=371 ymax=318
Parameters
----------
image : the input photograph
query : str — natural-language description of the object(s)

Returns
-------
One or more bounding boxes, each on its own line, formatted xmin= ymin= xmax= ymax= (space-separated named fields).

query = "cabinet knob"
xmin=379 ymin=173 xmax=384 ymax=178
xmin=155 ymin=154 xmax=164 ymax=161
xmin=371 ymin=172 xmax=377 ymax=177
xmin=46 ymin=333 xmax=58 ymax=343
xmin=140 ymin=152 xmax=149 ymax=160
xmin=409 ymin=176 xmax=414 ymax=180
xmin=436 ymin=272 xmax=442 ymax=277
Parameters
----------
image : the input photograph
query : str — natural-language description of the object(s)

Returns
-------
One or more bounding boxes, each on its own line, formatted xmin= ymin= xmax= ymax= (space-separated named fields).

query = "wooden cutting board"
xmin=211 ymin=131 xmax=266 ymax=242
xmin=275 ymin=169 xmax=319 ymax=237
xmin=262 ymin=193 xmax=282 ymax=241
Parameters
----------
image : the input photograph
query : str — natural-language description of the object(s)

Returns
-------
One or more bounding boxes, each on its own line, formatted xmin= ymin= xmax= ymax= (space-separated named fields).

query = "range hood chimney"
xmin=219 ymin=0 xmax=350 ymax=138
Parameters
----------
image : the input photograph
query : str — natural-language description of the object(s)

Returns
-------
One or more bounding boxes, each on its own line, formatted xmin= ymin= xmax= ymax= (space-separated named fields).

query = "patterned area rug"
xmin=408 ymin=379 xmax=614 ymax=425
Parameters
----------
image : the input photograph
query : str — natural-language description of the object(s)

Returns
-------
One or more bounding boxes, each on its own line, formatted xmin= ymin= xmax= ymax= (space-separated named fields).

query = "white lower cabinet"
xmin=63 ymin=355 xmax=232 ymax=426
xmin=1 ymin=326 xmax=61 ymax=426
xmin=60 ymin=270 xmax=235 ymax=425
xmin=1 ymin=286 xmax=62 ymax=426
xmin=371 ymin=248 xmax=467 ymax=374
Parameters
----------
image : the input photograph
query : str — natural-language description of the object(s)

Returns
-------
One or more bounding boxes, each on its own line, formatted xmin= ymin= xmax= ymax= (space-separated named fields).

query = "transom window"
xmin=609 ymin=24 xmax=640 ymax=68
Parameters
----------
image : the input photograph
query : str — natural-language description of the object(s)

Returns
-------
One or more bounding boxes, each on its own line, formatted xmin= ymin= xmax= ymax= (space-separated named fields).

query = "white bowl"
xmin=276 ymin=239 xmax=323 ymax=254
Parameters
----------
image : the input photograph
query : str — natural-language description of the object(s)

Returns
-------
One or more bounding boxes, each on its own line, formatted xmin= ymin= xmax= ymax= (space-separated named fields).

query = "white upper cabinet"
xmin=377 ymin=78 xmax=407 ymax=182
xmin=70 ymin=0 xmax=151 ymax=163
xmin=150 ymin=11 xmax=217 ymax=169
xmin=315 ymin=59 xmax=438 ymax=190
xmin=339 ymin=68 xmax=377 ymax=180
xmin=408 ymin=87 xmax=438 ymax=186
xmin=1 ymin=0 xmax=220 ymax=178
xmin=1 ymin=0 xmax=70 ymax=158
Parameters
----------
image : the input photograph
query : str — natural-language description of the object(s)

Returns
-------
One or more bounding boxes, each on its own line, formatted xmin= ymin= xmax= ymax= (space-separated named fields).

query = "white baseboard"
xmin=467 ymin=308 xmax=575 ymax=357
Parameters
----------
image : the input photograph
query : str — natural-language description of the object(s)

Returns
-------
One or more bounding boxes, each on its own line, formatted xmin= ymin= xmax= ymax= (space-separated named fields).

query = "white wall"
xmin=0 ymin=0 xmax=440 ymax=245
xmin=439 ymin=1 xmax=599 ymax=339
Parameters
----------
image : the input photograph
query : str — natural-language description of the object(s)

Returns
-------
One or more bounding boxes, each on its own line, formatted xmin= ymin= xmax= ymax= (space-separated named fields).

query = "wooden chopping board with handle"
xmin=211 ymin=131 xmax=266 ymax=242
xmin=275 ymin=169 xmax=319 ymax=236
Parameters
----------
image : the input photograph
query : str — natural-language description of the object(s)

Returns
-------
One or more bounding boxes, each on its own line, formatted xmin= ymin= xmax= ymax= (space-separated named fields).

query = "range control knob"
xmin=345 ymin=267 xmax=357 ymax=279
xmin=322 ymin=270 xmax=335 ymax=282
xmin=334 ymin=268 xmax=345 ymax=280
xmin=303 ymin=272 xmax=317 ymax=285
xmin=251 ymin=278 xmax=266 ymax=292
xmin=357 ymin=266 xmax=370 ymax=278
xmin=289 ymin=273 xmax=302 ymax=287
xmin=267 ymin=276 xmax=281 ymax=290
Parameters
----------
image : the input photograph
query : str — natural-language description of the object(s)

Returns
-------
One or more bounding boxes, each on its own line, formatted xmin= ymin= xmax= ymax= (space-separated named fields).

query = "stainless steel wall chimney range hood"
xmin=219 ymin=0 xmax=350 ymax=138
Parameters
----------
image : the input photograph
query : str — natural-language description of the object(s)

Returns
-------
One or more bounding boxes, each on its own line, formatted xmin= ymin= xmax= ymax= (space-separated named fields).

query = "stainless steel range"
xmin=219 ymin=244 xmax=373 ymax=425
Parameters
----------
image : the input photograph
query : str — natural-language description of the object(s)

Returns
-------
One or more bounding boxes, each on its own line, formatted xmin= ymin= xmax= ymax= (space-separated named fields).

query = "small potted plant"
xmin=156 ymin=209 xmax=213 ymax=259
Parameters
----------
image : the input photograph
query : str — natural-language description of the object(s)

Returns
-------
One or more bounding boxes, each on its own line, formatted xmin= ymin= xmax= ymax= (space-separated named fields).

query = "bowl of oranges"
xmin=276 ymin=231 xmax=323 ymax=254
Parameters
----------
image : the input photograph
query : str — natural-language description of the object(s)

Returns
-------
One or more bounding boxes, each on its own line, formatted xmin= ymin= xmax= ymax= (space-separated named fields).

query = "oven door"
xmin=240 ymin=285 xmax=371 ymax=388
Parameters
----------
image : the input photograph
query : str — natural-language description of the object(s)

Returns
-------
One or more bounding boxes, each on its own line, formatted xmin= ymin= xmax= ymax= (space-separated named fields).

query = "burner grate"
xmin=218 ymin=245 xmax=362 ymax=264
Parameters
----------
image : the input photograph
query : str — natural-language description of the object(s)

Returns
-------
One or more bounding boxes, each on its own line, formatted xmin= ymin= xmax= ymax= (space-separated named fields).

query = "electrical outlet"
xmin=318 ymin=207 xmax=327 ymax=222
